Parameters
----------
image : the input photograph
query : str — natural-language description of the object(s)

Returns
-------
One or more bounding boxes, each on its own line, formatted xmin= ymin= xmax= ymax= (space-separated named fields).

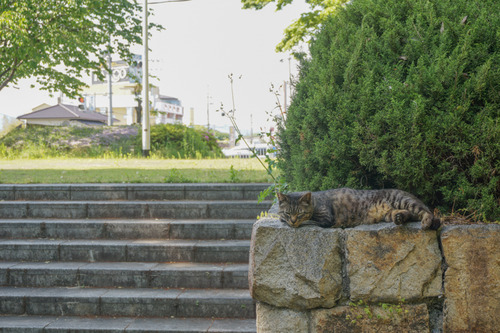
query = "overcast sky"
xmin=0 ymin=0 xmax=310 ymax=134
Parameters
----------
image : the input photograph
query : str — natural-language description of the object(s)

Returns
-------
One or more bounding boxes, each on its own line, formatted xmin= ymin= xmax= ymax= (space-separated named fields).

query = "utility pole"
xmin=107 ymin=38 xmax=113 ymax=126
xmin=142 ymin=0 xmax=192 ymax=157
xmin=142 ymin=0 xmax=150 ymax=157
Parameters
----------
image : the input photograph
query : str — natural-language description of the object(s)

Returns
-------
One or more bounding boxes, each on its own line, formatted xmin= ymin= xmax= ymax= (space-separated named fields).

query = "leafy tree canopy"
xmin=0 ymin=0 xmax=161 ymax=96
xmin=241 ymin=0 xmax=349 ymax=52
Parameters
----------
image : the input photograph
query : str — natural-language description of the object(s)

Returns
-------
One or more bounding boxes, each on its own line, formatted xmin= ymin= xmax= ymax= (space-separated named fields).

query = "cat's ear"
xmin=299 ymin=192 xmax=312 ymax=204
xmin=277 ymin=192 xmax=288 ymax=204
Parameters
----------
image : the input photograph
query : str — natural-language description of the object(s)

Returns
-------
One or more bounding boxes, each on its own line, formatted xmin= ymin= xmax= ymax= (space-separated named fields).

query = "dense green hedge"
xmin=279 ymin=0 xmax=499 ymax=220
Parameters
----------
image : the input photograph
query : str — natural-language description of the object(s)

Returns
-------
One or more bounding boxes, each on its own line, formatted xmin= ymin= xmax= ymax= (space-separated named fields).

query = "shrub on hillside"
xmin=136 ymin=123 xmax=223 ymax=158
xmin=279 ymin=0 xmax=499 ymax=220
xmin=0 ymin=125 xmax=138 ymax=158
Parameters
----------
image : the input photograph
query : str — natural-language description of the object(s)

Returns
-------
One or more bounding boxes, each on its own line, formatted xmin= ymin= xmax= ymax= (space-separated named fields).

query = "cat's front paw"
xmin=391 ymin=210 xmax=410 ymax=225
xmin=394 ymin=213 xmax=404 ymax=225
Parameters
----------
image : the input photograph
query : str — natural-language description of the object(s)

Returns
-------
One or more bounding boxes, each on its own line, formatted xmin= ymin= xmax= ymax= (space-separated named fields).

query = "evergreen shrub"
xmin=279 ymin=0 xmax=499 ymax=220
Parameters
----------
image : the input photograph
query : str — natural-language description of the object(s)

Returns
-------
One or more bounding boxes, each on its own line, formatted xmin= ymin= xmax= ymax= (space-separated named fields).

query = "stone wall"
xmin=249 ymin=212 xmax=500 ymax=333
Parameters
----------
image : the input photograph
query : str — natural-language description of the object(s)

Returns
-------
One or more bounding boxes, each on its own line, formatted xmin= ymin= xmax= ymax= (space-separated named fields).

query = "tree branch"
xmin=0 ymin=58 xmax=22 ymax=91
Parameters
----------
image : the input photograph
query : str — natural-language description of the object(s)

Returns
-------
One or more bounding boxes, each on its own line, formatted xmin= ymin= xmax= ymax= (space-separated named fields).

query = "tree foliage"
xmin=0 ymin=0 xmax=161 ymax=95
xmin=279 ymin=0 xmax=500 ymax=220
xmin=241 ymin=0 xmax=349 ymax=51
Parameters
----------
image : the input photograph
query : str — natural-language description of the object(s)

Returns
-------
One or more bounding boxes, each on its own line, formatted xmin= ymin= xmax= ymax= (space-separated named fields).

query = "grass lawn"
xmin=0 ymin=158 xmax=274 ymax=184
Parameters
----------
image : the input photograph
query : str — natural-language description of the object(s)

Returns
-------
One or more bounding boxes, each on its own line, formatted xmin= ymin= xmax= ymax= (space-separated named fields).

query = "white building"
xmin=68 ymin=57 xmax=184 ymax=126
xmin=152 ymin=95 xmax=183 ymax=124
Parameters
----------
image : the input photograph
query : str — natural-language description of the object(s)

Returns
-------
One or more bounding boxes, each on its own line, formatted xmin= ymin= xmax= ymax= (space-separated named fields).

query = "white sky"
xmin=0 ymin=0 xmax=310 ymax=134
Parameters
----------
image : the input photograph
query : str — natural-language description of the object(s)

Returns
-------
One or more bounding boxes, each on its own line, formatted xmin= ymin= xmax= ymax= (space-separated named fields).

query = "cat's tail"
xmin=392 ymin=190 xmax=440 ymax=230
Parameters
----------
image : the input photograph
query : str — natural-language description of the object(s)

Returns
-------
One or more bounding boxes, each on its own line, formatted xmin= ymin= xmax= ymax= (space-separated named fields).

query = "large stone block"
xmin=249 ymin=217 xmax=343 ymax=310
xmin=346 ymin=222 xmax=442 ymax=302
xmin=311 ymin=303 xmax=429 ymax=333
xmin=256 ymin=302 xmax=309 ymax=333
xmin=440 ymin=224 xmax=500 ymax=332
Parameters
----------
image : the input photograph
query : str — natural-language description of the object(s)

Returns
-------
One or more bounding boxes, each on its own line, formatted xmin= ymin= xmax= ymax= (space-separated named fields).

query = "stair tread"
xmin=0 ymin=218 xmax=256 ymax=222
xmin=0 ymin=219 xmax=256 ymax=241
xmin=0 ymin=200 xmax=271 ymax=203
xmin=1 ymin=261 xmax=249 ymax=289
xmin=0 ymin=239 xmax=251 ymax=245
xmin=0 ymin=286 xmax=256 ymax=319
xmin=0 ymin=183 xmax=268 ymax=190
xmin=0 ymin=261 xmax=248 ymax=271
xmin=0 ymin=286 xmax=252 ymax=299
xmin=0 ymin=239 xmax=251 ymax=263
xmin=0 ymin=201 xmax=270 ymax=219
xmin=0 ymin=315 xmax=256 ymax=332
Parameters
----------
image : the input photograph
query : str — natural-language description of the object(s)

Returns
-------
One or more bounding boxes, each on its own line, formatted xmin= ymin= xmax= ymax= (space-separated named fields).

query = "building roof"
xmin=17 ymin=104 xmax=110 ymax=123
xmin=158 ymin=95 xmax=181 ymax=105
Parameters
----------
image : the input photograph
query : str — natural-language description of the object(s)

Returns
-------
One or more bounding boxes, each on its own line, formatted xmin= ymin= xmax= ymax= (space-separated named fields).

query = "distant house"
xmin=153 ymin=95 xmax=184 ymax=124
xmin=17 ymin=104 xmax=113 ymax=127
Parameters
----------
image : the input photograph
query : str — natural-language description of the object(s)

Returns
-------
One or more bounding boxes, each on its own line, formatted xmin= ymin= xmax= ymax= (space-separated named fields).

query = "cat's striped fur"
xmin=277 ymin=188 xmax=439 ymax=230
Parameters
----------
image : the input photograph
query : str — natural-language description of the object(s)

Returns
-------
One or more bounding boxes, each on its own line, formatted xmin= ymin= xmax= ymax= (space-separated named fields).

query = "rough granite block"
xmin=345 ymin=222 xmax=442 ymax=302
xmin=441 ymin=224 xmax=500 ymax=332
xmin=249 ymin=218 xmax=343 ymax=310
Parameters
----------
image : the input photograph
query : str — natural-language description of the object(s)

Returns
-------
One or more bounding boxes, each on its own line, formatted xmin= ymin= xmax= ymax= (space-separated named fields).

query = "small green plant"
xmin=379 ymin=298 xmax=408 ymax=319
xmin=346 ymin=298 xmax=408 ymax=324
xmin=229 ymin=165 xmax=241 ymax=183
xmin=256 ymin=211 xmax=280 ymax=220
xmin=163 ymin=168 xmax=190 ymax=183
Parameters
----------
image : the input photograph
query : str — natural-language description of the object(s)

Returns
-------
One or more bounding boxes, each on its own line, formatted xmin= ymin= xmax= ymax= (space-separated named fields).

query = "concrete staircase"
xmin=0 ymin=184 xmax=272 ymax=332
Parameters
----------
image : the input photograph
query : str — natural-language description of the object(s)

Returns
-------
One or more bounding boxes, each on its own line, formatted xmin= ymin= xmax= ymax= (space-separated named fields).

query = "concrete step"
xmin=0 ymin=239 xmax=251 ymax=263
xmin=0 ymin=315 xmax=257 ymax=332
xmin=0 ymin=183 xmax=270 ymax=201
xmin=0 ymin=219 xmax=255 ymax=240
xmin=0 ymin=261 xmax=249 ymax=289
xmin=0 ymin=200 xmax=272 ymax=219
xmin=0 ymin=287 xmax=255 ymax=319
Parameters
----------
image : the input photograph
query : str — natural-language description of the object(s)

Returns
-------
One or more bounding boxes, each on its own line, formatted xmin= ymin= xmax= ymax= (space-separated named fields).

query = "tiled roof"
xmin=17 ymin=104 xmax=109 ymax=123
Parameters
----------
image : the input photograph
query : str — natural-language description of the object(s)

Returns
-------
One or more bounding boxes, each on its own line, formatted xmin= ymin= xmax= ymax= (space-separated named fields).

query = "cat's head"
xmin=277 ymin=192 xmax=314 ymax=228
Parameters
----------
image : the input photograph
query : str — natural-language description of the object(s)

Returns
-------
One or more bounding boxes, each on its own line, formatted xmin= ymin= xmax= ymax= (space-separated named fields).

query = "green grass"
xmin=0 ymin=158 xmax=274 ymax=184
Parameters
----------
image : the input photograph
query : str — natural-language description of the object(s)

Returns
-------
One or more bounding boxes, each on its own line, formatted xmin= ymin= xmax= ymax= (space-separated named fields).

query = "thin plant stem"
xmin=226 ymin=74 xmax=276 ymax=182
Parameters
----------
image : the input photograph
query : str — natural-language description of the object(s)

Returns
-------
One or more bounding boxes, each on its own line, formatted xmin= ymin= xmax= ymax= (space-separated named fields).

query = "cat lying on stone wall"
xmin=277 ymin=188 xmax=440 ymax=230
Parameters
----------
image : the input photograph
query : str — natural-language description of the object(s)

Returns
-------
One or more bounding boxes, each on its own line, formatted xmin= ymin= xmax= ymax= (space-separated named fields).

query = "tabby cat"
xmin=277 ymin=188 xmax=439 ymax=230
